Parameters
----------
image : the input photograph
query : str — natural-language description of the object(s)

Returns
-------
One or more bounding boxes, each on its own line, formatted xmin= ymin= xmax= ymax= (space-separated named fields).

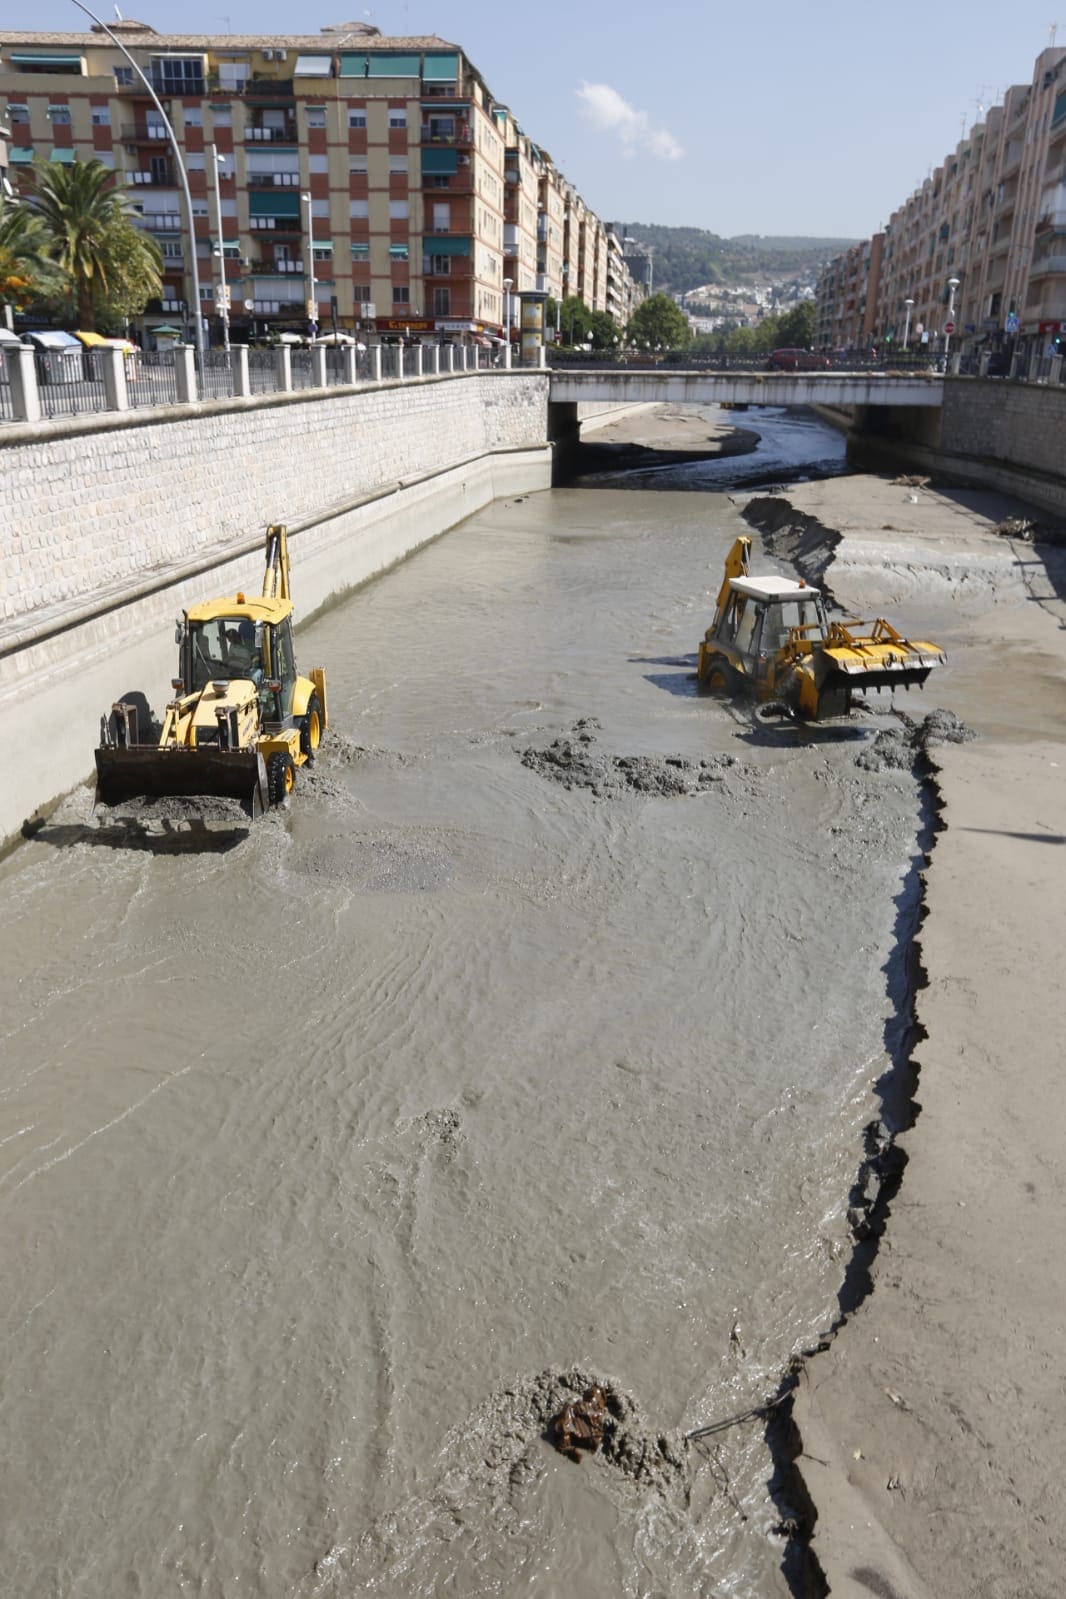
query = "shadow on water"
xmin=22 ymin=815 xmax=249 ymax=855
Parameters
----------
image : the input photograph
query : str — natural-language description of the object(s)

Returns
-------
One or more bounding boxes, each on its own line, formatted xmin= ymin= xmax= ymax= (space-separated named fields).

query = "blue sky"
xmin=19 ymin=0 xmax=1066 ymax=239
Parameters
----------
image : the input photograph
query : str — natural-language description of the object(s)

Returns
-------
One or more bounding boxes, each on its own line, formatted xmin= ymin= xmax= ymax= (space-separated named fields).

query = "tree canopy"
xmin=20 ymin=158 xmax=162 ymax=330
xmin=626 ymin=293 xmax=691 ymax=351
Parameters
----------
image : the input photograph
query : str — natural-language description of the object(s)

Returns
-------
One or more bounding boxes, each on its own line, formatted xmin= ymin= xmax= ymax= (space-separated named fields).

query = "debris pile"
xmin=854 ymin=708 xmax=977 ymax=772
xmin=520 ymin=718 xmax=740 ymax=799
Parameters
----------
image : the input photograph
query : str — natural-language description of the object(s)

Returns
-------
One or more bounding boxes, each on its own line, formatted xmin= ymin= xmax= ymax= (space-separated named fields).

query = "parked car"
xmin=767 ymin=347 xmax=831 ymax=371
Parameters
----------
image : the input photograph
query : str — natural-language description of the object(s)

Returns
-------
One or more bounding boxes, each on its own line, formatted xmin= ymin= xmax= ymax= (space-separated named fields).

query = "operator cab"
xmin=711 ymin=577 xmax=827 ymax=680
xmin=184 ymin=612 xmax=299 ymax=718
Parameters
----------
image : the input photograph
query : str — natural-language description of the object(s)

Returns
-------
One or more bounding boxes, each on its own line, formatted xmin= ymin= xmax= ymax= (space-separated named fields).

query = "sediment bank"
xmin=740 ymin=473 xmax=1066 ymax=1598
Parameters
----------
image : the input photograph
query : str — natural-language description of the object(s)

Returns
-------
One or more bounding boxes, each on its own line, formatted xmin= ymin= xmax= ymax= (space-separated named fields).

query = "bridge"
xmin=546 ymin=365 xmax=945 ymax=408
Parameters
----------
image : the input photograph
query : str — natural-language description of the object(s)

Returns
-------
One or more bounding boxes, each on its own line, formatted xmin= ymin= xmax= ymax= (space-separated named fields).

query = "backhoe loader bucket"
xmin=94 ymin=746 xmax=269 ymax=817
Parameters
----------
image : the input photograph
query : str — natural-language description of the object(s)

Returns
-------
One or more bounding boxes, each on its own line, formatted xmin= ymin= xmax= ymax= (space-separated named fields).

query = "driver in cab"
xmin=225 ymin=619 xmax=263 ymax=681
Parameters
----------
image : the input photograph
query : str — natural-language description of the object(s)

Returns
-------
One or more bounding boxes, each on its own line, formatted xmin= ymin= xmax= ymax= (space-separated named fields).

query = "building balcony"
xmin=241 ymin=78 xmax=294 ymax=101
xmin=121 ymin=123 xmax=168 ymax=142
xmin=138 ymin=212 xmax=183 ymax=232
xmin=247 ymin=171 xmax=301 ymax=189
xmin=248 ymin=216 xmax=302 ymax=235
xmin=249 ymin=258 xmax=305 ymax=274
xmin=243 ymin=125 xmax=297 ymax=143
xmin=1028 ymin=254 xmax=1066 ymax=280
xmin=126 ymin=170 xmax=175 ymax=187
xmin=420 ymin=121 xmax=472 ymax=145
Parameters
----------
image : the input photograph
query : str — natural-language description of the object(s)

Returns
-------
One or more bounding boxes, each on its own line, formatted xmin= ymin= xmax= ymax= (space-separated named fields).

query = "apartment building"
xmin=818 ymin=44 xmax=1066 ymax=367
xmin=0 ymin=19 xmax=630 ymax=346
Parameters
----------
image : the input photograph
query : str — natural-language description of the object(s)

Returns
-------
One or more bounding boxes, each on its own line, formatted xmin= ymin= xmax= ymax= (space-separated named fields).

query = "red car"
xmin=767 ymin=347 xmax=830 ymax=371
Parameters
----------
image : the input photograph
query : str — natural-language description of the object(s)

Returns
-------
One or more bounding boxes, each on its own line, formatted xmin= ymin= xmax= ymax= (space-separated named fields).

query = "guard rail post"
xmin=173 ymin=344 xmax=197 ymax=403
xmin=5 ymin=345 xmax=42 ymax=423
xmin=99 ymin=344 xmax=129 ymax=412
xmin=275 ymin=345 xmax=292 ymax=392
xmin=414 ymin=343 xmax=424 ymax=378
xmin=371 ymin=345 xmax=382 ymax=383
xmin=311 ymin=345 xmax=327 ymax=388
xmin=343 ymin=346 xmax=357 ymax=385
xmin=231 ymin=345 xmax=251 ymax=397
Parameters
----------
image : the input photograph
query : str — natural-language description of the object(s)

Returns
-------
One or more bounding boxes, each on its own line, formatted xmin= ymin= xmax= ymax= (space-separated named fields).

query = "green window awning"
xmin=249 ymin=191 xmax=300 ymax=218
xmin=1053 ymin=88 xmax=1066 ymax=128
xmin=388 ymin=244 xmax=409 ymax=259
xmin=49 ymin=147 xmax=76 ymax=162
xmin=423 ymin=235 xmax=470 ymax=256
xmin=350 ymin=243 xmax=369 ymax=256
xmin=340 ymin=51 xmax=420 ymax=78
xmin=10 ymin=146 xmax=35 ymax=163
xmin=423 ymin=53 xmax=459 ymax=81
xmin=10 ymin=52 xmax=83 ymax=65
xmin=421 ymin=148 xmax=457 ymax=175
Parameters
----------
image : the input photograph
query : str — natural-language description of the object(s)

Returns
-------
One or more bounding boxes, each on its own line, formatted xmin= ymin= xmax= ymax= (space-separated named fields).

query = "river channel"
xmin=1 ymin=407 xmax=926 ymax=1597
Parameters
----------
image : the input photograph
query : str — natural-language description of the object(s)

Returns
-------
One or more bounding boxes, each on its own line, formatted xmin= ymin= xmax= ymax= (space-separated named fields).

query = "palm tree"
xmin=23 ymin=158 xmax=144 ymax=330
xmin=0 ymin=203 xmax=57 ymax=315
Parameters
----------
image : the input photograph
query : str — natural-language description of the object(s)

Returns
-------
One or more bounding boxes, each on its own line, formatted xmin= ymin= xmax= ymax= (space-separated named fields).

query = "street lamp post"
xmin=209 ymin=144 xmax=230 ymax=352
xmin=902 ymin=296 xmax=915 ymax=350
xmin=302 ymin=190 xmax=317 ymax=338
xmin=944 ymin=277 xmax=960 ymax=360
xmin=70 ymin=0 xmax=204 ymax=374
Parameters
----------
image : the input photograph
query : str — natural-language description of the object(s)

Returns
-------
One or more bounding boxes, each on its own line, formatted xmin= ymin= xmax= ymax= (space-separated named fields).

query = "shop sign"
xmin=375 ymin=317 xmax=435 ymax=332
xmin=1037 ymin=320 xmax=1066 ymax=334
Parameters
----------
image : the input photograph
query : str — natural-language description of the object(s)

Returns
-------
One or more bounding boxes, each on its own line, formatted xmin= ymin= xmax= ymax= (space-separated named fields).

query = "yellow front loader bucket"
xmin=94 ymin=746 xmax=269 ymax=817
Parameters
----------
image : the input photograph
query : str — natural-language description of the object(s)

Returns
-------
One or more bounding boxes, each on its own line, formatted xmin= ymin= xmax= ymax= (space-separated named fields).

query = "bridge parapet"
xmin=547 ymin=369 xmax=946 ymax=407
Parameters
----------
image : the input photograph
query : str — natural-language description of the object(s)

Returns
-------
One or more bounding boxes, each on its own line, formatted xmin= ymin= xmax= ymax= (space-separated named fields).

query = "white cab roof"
xmin=730 ymin=576 xmax=820 ymax=601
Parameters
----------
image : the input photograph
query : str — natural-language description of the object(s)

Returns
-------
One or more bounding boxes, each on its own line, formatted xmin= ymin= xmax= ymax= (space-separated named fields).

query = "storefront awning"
xmin=9 ymin=52 xmax=83 ymax=66
xmin=340 ymin=51 xmax=420 ymax=77
xmin=422 ymin=53 xmax=458 ymax=81
xmin=423 ymin=235 xmax=470 ymax=256
xmin=249 ymin=191 xmax=300 ymax=218
xmin=421 ymin=148 xmax=457 ymax=175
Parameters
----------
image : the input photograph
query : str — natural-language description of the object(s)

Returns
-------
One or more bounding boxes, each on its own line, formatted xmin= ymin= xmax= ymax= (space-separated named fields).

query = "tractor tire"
xmin=267 ymin=750 xmax=296 ymax=807
xmin=701 ymin=654 xmax=740 ymax=696
xmin=299 ymin=693 xmax=323 ymax=762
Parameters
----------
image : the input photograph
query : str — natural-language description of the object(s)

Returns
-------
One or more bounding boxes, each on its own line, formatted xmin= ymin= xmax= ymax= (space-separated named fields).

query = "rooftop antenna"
xmin=114 ymin=3 xmax=122 ymax=16
xmin=1049 ymin=21 xmax=1059 ymax=44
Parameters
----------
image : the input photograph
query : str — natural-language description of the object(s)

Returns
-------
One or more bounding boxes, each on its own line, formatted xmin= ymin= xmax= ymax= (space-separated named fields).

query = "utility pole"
xmin=209 ymin=144 xmax=230 ymax=352
xmin=71 ymin=0 xmax=204 ymax=377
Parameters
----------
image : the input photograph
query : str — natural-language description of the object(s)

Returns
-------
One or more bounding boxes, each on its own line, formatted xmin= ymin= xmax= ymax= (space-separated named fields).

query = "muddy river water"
xmin=2 ymin=410 xmax=935 ymax=1596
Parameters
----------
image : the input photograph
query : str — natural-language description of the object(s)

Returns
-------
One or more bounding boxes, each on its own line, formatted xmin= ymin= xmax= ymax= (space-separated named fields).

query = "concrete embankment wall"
xmin=0 ymin=372 xmax=552 ymax=845
xmin=820 ymin=379 xmax=1066 ymax=519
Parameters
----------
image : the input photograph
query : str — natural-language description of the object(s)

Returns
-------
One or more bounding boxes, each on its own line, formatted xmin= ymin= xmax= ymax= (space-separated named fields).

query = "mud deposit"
xmin=1 ymin=452 xmax=938 ymax=1598
xmin=520 ymin=716 xmax=745 ymax=797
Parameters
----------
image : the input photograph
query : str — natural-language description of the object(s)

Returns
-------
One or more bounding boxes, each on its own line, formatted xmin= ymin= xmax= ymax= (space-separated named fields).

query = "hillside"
xmin=616 ymin=224 xmax=857 ymax=293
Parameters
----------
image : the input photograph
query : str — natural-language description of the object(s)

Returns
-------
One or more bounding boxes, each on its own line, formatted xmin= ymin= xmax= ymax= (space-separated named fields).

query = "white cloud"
xmin=575 ymin=81 xmax=684 ymax=161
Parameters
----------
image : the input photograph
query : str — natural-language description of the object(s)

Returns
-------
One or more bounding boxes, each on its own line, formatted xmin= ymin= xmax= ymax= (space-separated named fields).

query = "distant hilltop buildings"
xmin=0 ymin=18 xmax=641 ymax=345
xmin=816 ymin=44 xmax=1066 ymax=369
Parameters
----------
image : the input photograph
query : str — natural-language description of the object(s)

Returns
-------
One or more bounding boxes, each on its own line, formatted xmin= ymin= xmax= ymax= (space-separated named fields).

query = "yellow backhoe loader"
xmin=95 ymin=524 xmax=327 ymax=815
xmin=697 ymin=536 xmax=945 ymax=719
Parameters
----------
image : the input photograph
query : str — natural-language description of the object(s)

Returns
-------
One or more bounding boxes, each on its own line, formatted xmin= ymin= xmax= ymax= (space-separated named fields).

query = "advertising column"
xmin=518 ymin=290 xmax=548 ymax=367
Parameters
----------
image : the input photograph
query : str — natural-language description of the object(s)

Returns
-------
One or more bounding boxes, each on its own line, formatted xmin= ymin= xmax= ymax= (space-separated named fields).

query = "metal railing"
xmin=31 ymin=349 xmax=108 ymax=420
xmin=126 ymin=349 xmax=181 ymax=409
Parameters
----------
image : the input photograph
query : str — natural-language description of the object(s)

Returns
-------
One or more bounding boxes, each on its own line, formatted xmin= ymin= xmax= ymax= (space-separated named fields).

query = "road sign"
xmin=944 ymin=320 xmax=955 ymax=336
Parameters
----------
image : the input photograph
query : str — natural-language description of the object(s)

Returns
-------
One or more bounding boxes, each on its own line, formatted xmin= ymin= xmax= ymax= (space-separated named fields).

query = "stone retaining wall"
xmin=823 ymin=379 xmax=1066 ymax=520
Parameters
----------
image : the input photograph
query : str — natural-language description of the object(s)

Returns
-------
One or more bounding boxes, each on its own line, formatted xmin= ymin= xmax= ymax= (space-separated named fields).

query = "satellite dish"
xmin=243 ymin=299 xmax=255 ymax=311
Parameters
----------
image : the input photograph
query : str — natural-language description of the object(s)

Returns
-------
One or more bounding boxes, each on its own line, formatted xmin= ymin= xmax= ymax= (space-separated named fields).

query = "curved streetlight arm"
xmin=70 ymin=0 xmax=204 ymax=366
